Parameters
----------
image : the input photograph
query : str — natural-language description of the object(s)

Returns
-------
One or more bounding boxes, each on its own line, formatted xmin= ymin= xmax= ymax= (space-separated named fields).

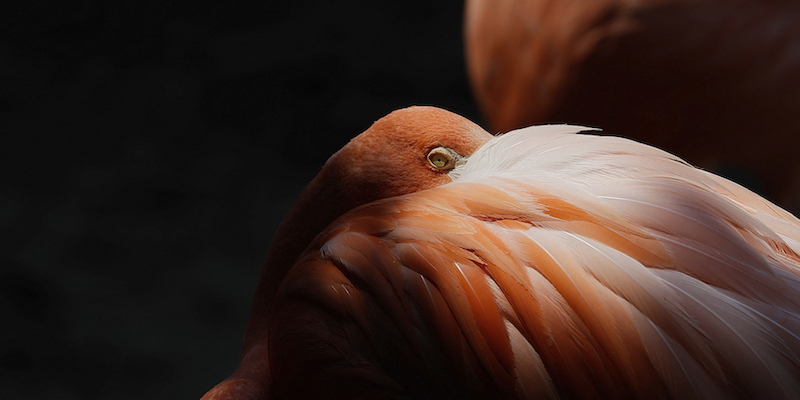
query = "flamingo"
xmin=464 ymin=0 xmax=800 ymax=211
xmin=202 ymin=106 xmax=800 ymax=399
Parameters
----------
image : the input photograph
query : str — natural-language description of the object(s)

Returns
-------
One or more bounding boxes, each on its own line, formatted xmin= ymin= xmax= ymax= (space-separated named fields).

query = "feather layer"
xmin=269 ymin=125 xmax=800 ymax=399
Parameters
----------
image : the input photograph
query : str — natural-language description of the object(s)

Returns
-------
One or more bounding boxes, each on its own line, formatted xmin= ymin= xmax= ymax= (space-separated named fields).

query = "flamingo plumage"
xmin=464 ymin=0 xmax=800 ymax=211
xmin=203 ymin=106 xmax=800 ymax=399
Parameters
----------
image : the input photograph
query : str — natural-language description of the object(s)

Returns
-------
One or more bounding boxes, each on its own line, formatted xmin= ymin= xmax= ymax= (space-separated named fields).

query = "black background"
xmin=1 ymin=1 xmax=480 ymax=398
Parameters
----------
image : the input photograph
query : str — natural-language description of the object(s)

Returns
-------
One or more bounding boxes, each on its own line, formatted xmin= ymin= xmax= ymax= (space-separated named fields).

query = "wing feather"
xmin=269 ymin=125 xmax=800 ymax=399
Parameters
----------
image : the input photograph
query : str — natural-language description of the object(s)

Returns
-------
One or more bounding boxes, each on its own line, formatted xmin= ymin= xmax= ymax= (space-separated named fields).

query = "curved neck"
xmin=241 ymin=153 xmax=357 ymax=353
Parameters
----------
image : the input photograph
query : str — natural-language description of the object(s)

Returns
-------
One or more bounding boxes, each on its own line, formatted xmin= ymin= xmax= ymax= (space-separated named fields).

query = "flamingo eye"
xmin=427 ymin=147 xmax=456 ymax=170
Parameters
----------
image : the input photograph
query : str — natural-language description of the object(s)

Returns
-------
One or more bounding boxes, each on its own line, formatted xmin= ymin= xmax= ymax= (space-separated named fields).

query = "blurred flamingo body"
xmin=465 ymin=0 xmax=800 ymax=210
xmin=203 ymin=106 xmax=800 ymax=399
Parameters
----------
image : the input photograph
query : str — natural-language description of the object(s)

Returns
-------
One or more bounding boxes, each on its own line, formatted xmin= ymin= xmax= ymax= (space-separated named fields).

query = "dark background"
xmin=0 ymin=1 xmax=480 ymax=398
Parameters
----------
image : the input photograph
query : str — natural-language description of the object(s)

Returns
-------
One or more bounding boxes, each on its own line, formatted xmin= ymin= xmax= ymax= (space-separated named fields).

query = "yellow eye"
xmin=427 ymin=147 xmax=456 ymax=170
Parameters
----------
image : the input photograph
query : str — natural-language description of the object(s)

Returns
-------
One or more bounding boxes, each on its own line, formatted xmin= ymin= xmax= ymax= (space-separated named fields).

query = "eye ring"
xmin=427 ymin=147 xmax=456 ymax=171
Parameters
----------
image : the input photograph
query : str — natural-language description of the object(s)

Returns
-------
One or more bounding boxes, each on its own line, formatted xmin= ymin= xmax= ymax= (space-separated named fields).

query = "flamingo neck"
xmin=241 ymin=154 xmax=358 ymax=353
